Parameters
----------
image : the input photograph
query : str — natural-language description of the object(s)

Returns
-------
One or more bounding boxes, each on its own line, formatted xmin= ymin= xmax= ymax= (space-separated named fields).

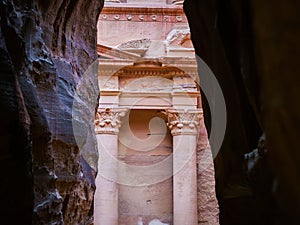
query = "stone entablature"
xmin=98 ymin=60 xmax=200 ymax=109
xmin=101 ymin=4 xmax=186 ymax=23
xmin=98 ymin=59 xmax=198 ymax=79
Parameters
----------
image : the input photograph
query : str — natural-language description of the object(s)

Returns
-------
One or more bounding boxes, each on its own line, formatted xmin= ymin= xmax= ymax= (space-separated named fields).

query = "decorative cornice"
xmin=95 ymin=108 xmax=128 ymax=134
xmin=115 ymin=63 xmax=187 ymax=78
xmin=99 ymin=4 xmax=187 ymax=23
xmin=164 ymin=108 xmax=203 ymax=136
xmin=101 ymin=4 xmax=184 ymax=15
xmin=97 ymin=58 xmax=199 ymax=80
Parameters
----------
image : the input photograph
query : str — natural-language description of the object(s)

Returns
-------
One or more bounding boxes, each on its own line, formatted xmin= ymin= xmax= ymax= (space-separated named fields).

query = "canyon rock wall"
xmin=0 ymin=0 xmax=103 ymax=224
xmin=184 ymin=0 xmax=300 ymax=224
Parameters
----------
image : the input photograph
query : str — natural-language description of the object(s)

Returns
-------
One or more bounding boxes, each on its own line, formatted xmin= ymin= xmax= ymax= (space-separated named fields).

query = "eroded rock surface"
xmin=0 ymin=0 xmax=103 ymax=224
xmin=184 ymin=0 xmax=300 ymax=224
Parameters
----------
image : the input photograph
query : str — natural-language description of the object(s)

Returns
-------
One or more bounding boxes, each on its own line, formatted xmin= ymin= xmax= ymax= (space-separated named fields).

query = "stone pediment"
xmin=97 ymin=44 xmax=141 ymax=60
xmin=97 ymin=39 xmax=153 ymax=59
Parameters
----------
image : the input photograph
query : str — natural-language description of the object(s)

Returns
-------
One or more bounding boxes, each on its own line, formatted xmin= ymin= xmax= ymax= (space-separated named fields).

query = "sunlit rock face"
xmin=0 ymin=0 xmax=103 ymax=224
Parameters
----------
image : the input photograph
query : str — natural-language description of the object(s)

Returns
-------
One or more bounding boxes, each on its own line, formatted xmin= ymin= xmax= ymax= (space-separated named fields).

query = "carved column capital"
xmin=95 ymin=108 xmax=128 ymax=134
xmin=165 ymin=108 xmax=203 ymax=136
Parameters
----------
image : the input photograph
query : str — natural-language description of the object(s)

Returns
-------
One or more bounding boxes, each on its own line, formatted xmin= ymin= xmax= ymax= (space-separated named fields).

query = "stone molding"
xmin=95 ymin=108 xmax=128 ymax=134
xmin=99 ymin=4 xmax=186 ymax=23
xmin=100 ymin=13 xmax=186 ymax=23
xmin=97 ymin=55 xmax=198 ymax=70
xmin=97 ymin=44 xmax=141 ymax=60
xmin=165 ymin=108 xmax=203 ymax=135
xmin=114 ymin=63 xmax=188 ymax=78
xmin=101 ymin=5 xmax=184 ymax=14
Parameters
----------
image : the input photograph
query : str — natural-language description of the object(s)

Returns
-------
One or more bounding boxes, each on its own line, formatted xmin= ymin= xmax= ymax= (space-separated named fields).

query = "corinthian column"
xmin=94 ymin=108 xmax=127 ymax=225
xmin=166 ymin=108 xmax=203 ymax=225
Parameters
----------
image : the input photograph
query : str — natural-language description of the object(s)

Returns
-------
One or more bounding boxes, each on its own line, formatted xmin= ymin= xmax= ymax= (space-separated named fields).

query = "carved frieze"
xmin=120 ymin=76 xmax=173 ymax=92
xmin=99 ymin=6 xmax=187 ymax=23
xmin=117 ymin=38 xmax=151 ymax=50
xmin=99 ymin=76 xmax=119 ymax=90
xmin=95 ymin=108 xmax=128 ymax=134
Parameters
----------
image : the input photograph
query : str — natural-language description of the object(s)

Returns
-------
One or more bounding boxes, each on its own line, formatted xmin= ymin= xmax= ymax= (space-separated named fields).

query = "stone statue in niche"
xmin=164 ymin=26 xmax=192 ymax=51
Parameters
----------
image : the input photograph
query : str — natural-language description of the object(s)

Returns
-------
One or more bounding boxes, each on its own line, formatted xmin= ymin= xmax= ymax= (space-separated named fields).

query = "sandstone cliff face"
xmin=197 ymin=121 xmax=220 ymax=225
xmin=0 ymin=0 xmax=103 ymax=224
xmin=184 ymin=0 xmax=300 ymax=224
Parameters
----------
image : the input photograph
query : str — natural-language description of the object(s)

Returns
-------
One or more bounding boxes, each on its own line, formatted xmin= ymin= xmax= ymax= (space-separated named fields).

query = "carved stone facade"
xmin=97 ymin=1 xmax=192 ymax=58
xmin=95 ymin=1 xmax=219 ymax=225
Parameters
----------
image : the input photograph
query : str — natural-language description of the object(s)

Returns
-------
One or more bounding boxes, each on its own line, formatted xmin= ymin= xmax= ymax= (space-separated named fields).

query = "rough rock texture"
xmin=197 ymin=121 xmax=219 ymax=225
xmin=0 ymin=0 xmax=103 ymax=224
xmin=184 ymin=0 xmax=300 ymax=224
xmin=0 ymin=19 xmax=33 ymax=225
